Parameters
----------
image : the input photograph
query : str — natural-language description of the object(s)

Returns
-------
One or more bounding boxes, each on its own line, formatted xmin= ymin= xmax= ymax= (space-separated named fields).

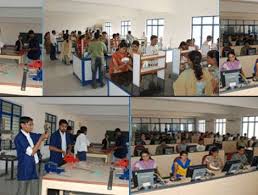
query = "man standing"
xmin=49 ymin=119 xmax=72 ymax=166
xmin=27 ymin=30 xmax=41 ymax=61
xmin=126 ymin=31 xmax=134 ymax=46
xmin=113 ymin=128 xmax=128 ymax=162
xmin=88 ymin=32 xmax=107 ymax=89
xmin=50 ymin=30 xmax=57 ymax=60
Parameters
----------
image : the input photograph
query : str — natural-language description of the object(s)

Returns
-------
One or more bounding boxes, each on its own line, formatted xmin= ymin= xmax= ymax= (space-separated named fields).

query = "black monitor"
xmin=247 ymin=48 xmax=256 ymax=55
xmin=187 ymin=145 xmax=197 ymax=153
xmin=251 ymin=156 xmax=258 ymax=169
xmin=132 ymin=169 xmax=156 ymax=190
xmin=163 ymin=147 xmax=175 ymax=155
xmin=205 ymin=144 xmax=216 ymax=151
xmin=220 ymin=69 xmax=241 ymax=88
xmin=222 ymin=160 xmax=242 ymax=175
xmin=186 ymin=165 xmax=207 ymax=181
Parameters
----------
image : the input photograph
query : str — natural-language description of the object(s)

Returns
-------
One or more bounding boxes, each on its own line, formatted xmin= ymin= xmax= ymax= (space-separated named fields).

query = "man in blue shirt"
xmin=49 ymin=119 xmax=72 ymax=166
xmin=113 ymin=128 xmax=128 ymax=161
xmin=14 ymin=116 xmax=48 ymax=195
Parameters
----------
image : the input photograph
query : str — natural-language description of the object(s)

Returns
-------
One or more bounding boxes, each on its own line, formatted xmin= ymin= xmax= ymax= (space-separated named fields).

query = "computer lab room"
xmin=220 ymin=0 xmax=258 ymax=96
xmin=130 ymin=97 xmax=258 ymax=195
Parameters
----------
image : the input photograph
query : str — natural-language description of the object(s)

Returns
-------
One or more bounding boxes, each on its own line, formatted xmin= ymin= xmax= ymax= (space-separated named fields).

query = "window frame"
xmin=121 ymin=20 xmax=131 ymax=37
xmin=241 ymin=116 xmax=258 ymax=138
xmin=44 ymin=113 xmax=57 ymax=145
xmin=215 ymin=118 xmax=226 ymax=135
xmin=146 ymin=18 xmax=165 ymax=43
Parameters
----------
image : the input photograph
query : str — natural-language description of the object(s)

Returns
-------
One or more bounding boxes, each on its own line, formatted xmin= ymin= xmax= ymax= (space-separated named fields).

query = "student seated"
xmin=196 ymin=139 xmax=206 ymax=152
xmin=145 ymin=35 xmax=159 ymax=55
xmin=155 ymin=140 xmax=169 ymax=155
xmin=109 ymin=41 xmax=132 ymax=76
xmin=203 ymin=147 xmax=223 ymax=171
xmin=132 ymin=150 xmax=157 ymax=171
xmin=173 ymin=50 xmax=213 ymax=96
xmin=220 ymin=51 xmax=242 ymax=71
xmin=237 ymin=136 xmax=247 ymax=148
xmin=139 ymin=133 xmax=147 ymax=145
xmin=171 ymin=151 xmax=192 ymax=179
xmin=231 ymin=146 xmax=249 ymax=168
xmin=177 ymin=138 xmax=188 ymax=153
xmin=240 ymin=41 xmax=252 ymax=56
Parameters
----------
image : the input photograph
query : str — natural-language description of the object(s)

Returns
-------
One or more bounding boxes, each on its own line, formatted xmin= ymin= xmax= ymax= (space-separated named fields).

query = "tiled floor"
xmin=43 ymin=54 xmax=107 ymax=96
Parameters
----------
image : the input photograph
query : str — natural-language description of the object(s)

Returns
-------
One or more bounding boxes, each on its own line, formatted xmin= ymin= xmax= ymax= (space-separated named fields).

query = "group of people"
xmin=133 ymin=138 xmax=253 ymax=181
xmin=14 ymin=116 xmax=128 ymax=195
xmin=173 ymin=35 xmax=219 ymax=96
xmin=14 ymin=30 xmax=41 ymax=63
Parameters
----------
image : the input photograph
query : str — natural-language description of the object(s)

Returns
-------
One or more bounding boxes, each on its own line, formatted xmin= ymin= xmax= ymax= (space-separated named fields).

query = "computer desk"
xmin=41 ymin=161 xmax=128 ymax=195
xmin=132 ymin=168 xmax=258 ymax=195
xmin=87 ymin=148 xmax=113 ymax=164
xmin=220 ymin=82 xmax=258 ymax=96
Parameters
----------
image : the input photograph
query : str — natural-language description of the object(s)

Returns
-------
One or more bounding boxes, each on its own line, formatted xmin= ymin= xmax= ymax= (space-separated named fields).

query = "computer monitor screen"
xmin=186 ymin=165 xmax=207 ymax=181
xmin=220 ymin=69 xmax=241 ymax=88
xmin=247 ymin=48 xmax=256 ymax=55
xmin=251 ymin=156 xmax=258 ymax=169
xmin=222 ymin=160 xmax=242 ymax=174
xmin=154 ymin=140 xmax=160 ymax=145
xmin=187 ymin=145 xmax=197 ymax=153
xmin=163 ymin=147 xmax=175 ymax=155
xmin=133 ymin=169 xmax=155 ymax=190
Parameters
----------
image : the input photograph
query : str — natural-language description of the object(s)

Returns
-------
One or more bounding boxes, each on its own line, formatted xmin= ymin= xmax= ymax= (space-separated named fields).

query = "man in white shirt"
xmin=196 ymin=139 xmax=206 ymax=152
xmin=74 ymin=126 xmax=91 ymax=161
xmin=50 ymin=30 xmax=57 ymax=60
xmin=201 ymin=35 xmax=212 ymax=55
xmin=126 ymin=31 xmax=134 ymax=46
xmin=145 ymin=35 xmax=159 ymax=66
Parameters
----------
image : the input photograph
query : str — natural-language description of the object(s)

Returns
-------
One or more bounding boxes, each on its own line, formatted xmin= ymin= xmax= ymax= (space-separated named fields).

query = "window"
xmin=104 ymin=22 xmax=112 ymax=37
xmin=221 ymin=19 xmax=258 ymax=37
xmin=45 ymin=113 xmax=57 ymax=145
xmin=121 ymin=20 xmax=131 ymax=37
xmin=146 ymin=18 xmax=165 ymax=43
xmin=192 ymin=16 xmax=219 ymax=48
xmin=215 ymin=119 xmax=226 ymax=135
xmin=198 ymin=120 xmax=206 ymax=133
xmin=242 ymin=116 xmax=258 ymax=138
xmin=0 ymin=99 xmax=22 ymax=150
xmin=68 ymin=120 xmax=75 ymax=130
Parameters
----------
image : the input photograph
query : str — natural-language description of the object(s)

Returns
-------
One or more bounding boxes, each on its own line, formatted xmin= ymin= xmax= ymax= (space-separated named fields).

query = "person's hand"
xmin=62 ymin=150 xmax=66 ymax=156
xmin=40 ymin=131 xmax=49 ymax=140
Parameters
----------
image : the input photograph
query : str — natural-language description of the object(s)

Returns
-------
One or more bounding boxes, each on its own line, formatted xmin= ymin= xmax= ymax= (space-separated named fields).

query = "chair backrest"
xmin=133 ymin=145 xmax=146 ymax=157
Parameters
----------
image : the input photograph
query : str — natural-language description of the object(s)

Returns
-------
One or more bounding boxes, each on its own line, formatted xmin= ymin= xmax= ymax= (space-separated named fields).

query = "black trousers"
xmin=50 ymin=44 xmax=56 ymax=60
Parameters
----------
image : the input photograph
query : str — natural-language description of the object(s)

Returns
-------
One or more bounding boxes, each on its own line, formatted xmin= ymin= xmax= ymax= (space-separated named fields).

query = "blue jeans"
xmin=77 ymin=151 xmax=87 ymax=161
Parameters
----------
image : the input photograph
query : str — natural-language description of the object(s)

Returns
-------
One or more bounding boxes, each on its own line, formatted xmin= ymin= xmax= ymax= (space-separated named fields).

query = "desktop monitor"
xmin=222 ymin=160 xmax=242 ymax=175
xmin=186 ymin=165 xmax=207 ymax=181
xmin=251 ymin=156 xmax=258 ymax=169
xmin=186 ymin=145 xmax=197 ymax=153
xmin=220 ymin=69 xmax=241 ymax=88
xmin=154 ymin=140 xmax=160 ymax=145
xmin=163 ymin=147 xmax=175 ymax=155
xmin=205 ymin=144 xmax=216 ymax=151
xmin=133 ymin=169 xmax=156 ymax=190
xmin=247 ymin=48 xmax=257 ymax=55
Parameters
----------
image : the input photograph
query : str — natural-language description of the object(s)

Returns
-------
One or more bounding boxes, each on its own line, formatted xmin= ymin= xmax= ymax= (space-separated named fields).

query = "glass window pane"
xmin=153 ymin=20 xmax=158 ymax=25
xmin=248 ymin=123 xmax=255 ymax=138
xmin=159 ymin=19 xmax=164 ymax=25
xmin=202 ymin=26 xmax=213 ymax=44
xmin=142 ymin=118 xmax=150 ymax=123
xmin=213 ymin=25 xmax=220 ymax=43
xmin=147 ymin=20 xmax=152 ymax=25
xmin=243 ymin=117 xmax=248 ymax=122
xmin=193 ymin=17 xmax=202 ymax=24
xmin=12 ymin=116 xmax=20 ymax=135
xmin=255 ymin=123 xmax=258 ymax=138
xmin=2 ymin=114 xmax=11 ymax=131
xmin=159 ymin=26 xmax=164 ymax=38
xmin=250 ymin=117 xmax=255 ymax=122
xmin=242 ymin=123 xmax=248 ymax=136
xmin=237 ymin=20 xmax=244 ymax=25
xmin=13 ymin=105 xmax=21 ymax=115
xmin=229 ymin=20 xmax=236 ymax=25
xmin=221 ymin=20 xmax=229 ymax=25
xmin=203 ymin=17 xmax=213 ymax=24
xmin=192 ymin=26 xmax=201 ymax=48
xmin=214 ymin=17 xmax=219 ymax=24
xmin=152 ymin=26 xmax=158 ymax=36
xmin=2 ymin=102 xmax=12 ymax=113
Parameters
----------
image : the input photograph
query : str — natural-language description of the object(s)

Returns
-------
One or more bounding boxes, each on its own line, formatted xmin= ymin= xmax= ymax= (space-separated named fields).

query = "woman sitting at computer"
xmin=253 ymin=58 xmax=258 ymax=81
xmin=221 ymin=51 xmax=242 ymax=71
xmin=132 ymin=150 xmax=157 ymax=171
xmin=203 ymin=147 xmax=223 ymax=171
xmin=173 ymin=50 xmax=213 ymax=96
xmin=171 ymin=151 xmax=192 ymax=179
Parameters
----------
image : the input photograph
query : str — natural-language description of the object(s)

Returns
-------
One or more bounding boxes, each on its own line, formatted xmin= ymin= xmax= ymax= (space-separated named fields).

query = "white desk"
xmin=41 ymin=162 xmax=128 ymax=195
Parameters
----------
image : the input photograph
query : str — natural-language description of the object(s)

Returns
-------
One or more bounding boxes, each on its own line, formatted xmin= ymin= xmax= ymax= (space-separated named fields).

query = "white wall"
xmin=0 ymin=18 xmax=41 ymax=45
xmin=45 ymin=0 xmax=218 ymax=48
